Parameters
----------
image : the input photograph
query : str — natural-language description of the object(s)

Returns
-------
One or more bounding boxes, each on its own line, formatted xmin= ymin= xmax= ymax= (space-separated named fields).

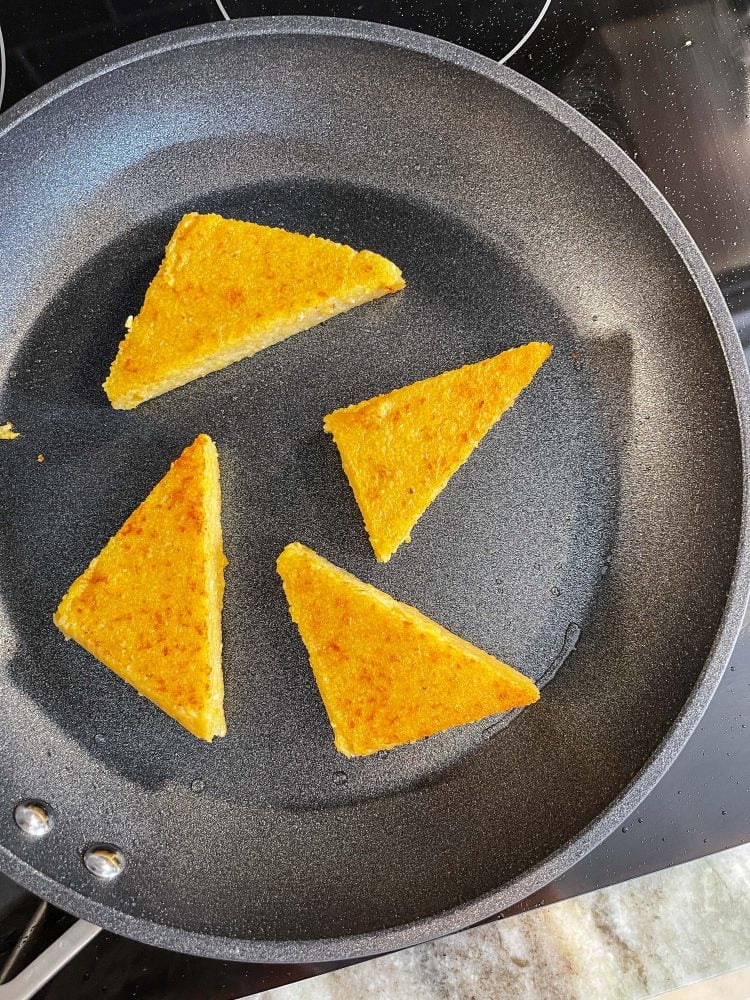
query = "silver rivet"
xmin=83 ymin=845 xmax=124 ymax=880
xmin=14 ymin=801 xmax=52 ymax=837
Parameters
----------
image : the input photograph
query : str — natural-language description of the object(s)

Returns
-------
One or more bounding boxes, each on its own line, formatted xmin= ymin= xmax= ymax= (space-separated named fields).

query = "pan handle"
xmin=0 ymin=919 xmax=101 ymax=1000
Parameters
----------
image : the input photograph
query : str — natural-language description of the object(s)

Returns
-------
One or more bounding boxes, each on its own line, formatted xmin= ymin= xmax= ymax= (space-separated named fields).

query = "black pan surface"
xmin=0 ymin=17 xmax=748 ymax=962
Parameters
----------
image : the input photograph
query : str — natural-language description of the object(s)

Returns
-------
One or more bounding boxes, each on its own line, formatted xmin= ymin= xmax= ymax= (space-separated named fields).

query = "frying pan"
xmin=0 ymin=16 xmax=748 ymax=969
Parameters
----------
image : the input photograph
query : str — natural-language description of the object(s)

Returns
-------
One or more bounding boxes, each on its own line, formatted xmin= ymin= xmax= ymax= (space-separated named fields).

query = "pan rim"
xmin=1 ymin=14 xmax=748 ymax=963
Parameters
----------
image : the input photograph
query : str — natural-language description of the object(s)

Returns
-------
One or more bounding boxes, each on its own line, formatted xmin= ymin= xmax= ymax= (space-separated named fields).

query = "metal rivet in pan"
xmin=83 ymin=845 xmax=124 ymax=880
xmin=14 ymin=801 xmax=52 ymax=837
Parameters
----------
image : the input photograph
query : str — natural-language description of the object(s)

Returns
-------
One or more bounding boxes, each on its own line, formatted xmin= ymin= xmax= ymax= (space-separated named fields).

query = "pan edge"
xmin=0 ymin=14 xmax=748 ymax=963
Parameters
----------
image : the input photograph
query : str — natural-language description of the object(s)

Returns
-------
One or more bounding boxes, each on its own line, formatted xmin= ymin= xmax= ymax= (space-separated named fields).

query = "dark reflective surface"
xmin=1 ymin=1 xmax=748 ymax=997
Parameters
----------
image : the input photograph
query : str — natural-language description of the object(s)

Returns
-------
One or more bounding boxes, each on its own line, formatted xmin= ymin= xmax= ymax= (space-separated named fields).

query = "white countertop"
xmin=254 ymin=842 xmax=750 ymax=1000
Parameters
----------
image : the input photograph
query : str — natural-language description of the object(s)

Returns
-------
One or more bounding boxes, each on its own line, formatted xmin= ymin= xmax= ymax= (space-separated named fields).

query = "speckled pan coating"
xmin=0 ymin=16 xmax=748 ymax=963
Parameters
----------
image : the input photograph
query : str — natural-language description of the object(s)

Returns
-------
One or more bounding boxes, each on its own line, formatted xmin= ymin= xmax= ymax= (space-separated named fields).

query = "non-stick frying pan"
xmin=0 ymin=16 xmax=748 ymax=968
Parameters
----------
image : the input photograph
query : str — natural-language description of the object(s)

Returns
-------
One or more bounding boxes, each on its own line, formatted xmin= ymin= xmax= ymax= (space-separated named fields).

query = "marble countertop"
xmin=255 ymin=842 xmax=750 ymax=1000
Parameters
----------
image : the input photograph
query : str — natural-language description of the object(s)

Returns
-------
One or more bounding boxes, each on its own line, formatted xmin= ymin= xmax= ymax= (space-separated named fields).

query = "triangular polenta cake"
xmin=277 ymin=542 xmax=539 ymax=756
xmin=104 ymin=213 xmax=404 ymax=409
xmin=324 ymin=342 xmax=552 ymax=562
xmin=54 ymin=434 xmax=227 ymax=741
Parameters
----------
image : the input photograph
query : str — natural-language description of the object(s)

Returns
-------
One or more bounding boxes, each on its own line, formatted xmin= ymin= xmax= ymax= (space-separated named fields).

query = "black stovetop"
xmin=1 ymin=2 xmax=749 ymax=998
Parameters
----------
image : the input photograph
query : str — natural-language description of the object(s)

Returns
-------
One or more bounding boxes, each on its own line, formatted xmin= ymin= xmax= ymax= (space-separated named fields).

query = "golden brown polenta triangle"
xmin=277 ymin=542 xmax=539 ymax=757
xmin=104 ymin=213 xmax=404 ymax=409
xmin=324 ymin=342 xmax=552 ymax=562
xmin=54 ymin=434 xmax=227 ymax=741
